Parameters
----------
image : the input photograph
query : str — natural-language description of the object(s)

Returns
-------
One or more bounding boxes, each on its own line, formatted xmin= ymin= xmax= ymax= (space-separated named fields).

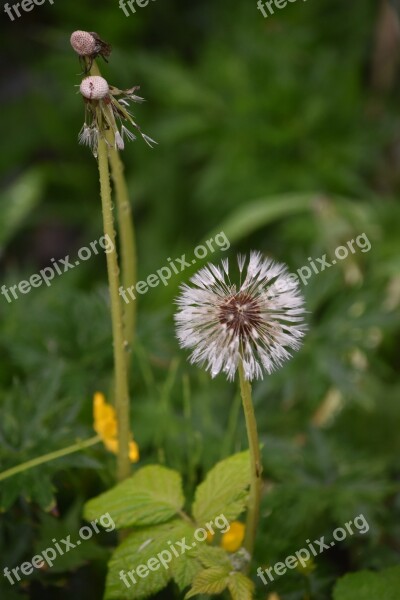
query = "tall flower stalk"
xmin=175 ymin=252 xmax=306 ymax=565
xmin=96 ymin=128 xmax=132 ymax=481
xmin=71 ymin=31 xmax=156 ymax=480
xmin=108 ymin=146 xmax=137 ymax=344
xmin=86 ymin=56 xmax=137 ymax=345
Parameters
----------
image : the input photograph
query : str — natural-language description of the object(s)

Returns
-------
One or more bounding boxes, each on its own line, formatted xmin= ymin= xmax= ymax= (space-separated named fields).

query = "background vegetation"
xmin=0 ymin=0 xmax=399 ymax=599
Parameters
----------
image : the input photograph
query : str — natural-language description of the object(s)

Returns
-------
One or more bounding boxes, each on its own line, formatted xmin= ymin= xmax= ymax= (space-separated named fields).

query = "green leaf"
xmin=105 ymin=520 xmax=195 ymax=600
xmin=192 ymin=451 xmax=251 ymax=524
xmin=84 ymin=465 xmax=185 ymax=528
xmin=184 ymin=567 xmax=230 ymax=598
xmin=210 ymin=194 xmax=314 ymax=244
xmin=195 ymin=545 xmax=232 ymax=569
xmin=333 ymin=565 xmax=400 ymax=600
xmin=0 ymin=169 xmax=43 ymax=250
xmin=184 ymin=564 xmax=254 ymax=600
xmin=227 ymin=572 xmax=254 ymax=600
xmin=170 ymin=552 xmax=202 ymax=591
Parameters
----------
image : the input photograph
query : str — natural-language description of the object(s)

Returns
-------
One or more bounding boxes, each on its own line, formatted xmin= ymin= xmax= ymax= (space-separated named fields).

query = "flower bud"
xmin=80 ymin=76 xmax=109 ymax=100
xmin=70 ymin=30 xmax=97 ymax=56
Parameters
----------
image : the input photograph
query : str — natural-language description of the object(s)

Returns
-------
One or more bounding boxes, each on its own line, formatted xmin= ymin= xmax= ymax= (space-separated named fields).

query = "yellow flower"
xmin=221 ymin=521 xmax=245 ymax=553
xmin=93 ymin=392 xmax=139 ymax=463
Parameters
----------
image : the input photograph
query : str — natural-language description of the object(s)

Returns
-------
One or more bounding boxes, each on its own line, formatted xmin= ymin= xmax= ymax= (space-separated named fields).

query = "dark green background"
xmin=0 ymin=1 xmax=399 ymax=599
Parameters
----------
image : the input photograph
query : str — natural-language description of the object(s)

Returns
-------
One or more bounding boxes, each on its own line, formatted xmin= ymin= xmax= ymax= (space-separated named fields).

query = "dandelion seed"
xmin=141 ymin=133 xmax=158 ymax=148
xmin=121 ymin=125 xmax=137 ymax=142
xmin=175 ymin=252 xmax=306 ymax=381
xmin=115 ymin=130 xmax=124 ymax=150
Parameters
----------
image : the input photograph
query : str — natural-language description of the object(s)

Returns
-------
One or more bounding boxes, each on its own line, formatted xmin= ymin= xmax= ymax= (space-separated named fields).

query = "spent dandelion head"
xmin=70 ymin=30 xmax=112 ymax=73
xmin=78 ymin=75 xmax=157 ymax=157
xmin=175 ymin=251 xmax=306 ymax=381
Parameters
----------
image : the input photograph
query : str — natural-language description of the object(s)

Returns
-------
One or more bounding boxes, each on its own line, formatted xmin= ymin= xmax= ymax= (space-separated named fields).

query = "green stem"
xmin=0 ymin=436 xmax=101 ymax=482
xmin=88 ymin=59 xmax=137 ymax=346
xmin=238 ymin=361 xmax=262 ymax=561
xmin=97 ymin=130 xmax=131 ymax=482
xmin=108 ymin=147 xmax=137 ymax=345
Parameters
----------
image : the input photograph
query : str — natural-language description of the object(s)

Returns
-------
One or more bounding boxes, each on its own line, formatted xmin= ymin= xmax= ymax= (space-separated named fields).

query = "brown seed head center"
xmin=219 ymin=292 xmax=262 ymax=337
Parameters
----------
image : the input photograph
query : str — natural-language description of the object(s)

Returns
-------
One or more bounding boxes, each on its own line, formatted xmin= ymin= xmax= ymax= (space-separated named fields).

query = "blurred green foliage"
xmin=1 ymin=0 xmax=400 ymax=599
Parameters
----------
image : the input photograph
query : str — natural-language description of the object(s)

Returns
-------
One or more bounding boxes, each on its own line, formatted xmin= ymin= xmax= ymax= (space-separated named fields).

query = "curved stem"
xmin=97 ymin=130 xmax=131 ymax=482
xmin=0 ymin=436 xmax=101 ymax=482
xmin=238 ymin=361 xmax=262 ymax=561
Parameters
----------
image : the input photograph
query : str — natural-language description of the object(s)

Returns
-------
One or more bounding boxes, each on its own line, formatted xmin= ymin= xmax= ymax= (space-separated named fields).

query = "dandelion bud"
xmin=70 ymin=30 xmax=97 ymax=56
xmin=80 ymin=76 xmax=109 ymax=100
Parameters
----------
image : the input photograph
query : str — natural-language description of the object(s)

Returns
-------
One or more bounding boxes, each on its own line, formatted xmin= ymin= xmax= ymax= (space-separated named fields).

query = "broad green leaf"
xmin=184 ymin=567 xmax=230 ymax=598
xmin=210 ymin=194 xmax=314 ymax=244
xmin=84 ymin=465 xmax=185 ymax=528
xmin=192 ymin=451 xmax=251 ymax=524
xmin=0 ymin=169 xmax=43 ymax=250
xmin=333 ymin=565 xmax=400 ymax=600
xmin=105 ymin=520 xmax=195 ymax=600
xmin=227 ymin=572 xmax=254 ymax=600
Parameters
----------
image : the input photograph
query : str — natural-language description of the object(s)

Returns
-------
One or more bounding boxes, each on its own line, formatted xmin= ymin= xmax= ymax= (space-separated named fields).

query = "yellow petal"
xmin=93 ymin=393 xmax=139 ymax=463
xmin=103 ymin=437 xmax=139 ymax=463
xmin=93 ymin=392 xmax=117 ymax=440
xmin=129 ymin=440 xmax=140 ymax=463
xmin=103 ymin=437 xmax=118 ymax=455
xmin=221 ymin=521 xmax=245 ymax=553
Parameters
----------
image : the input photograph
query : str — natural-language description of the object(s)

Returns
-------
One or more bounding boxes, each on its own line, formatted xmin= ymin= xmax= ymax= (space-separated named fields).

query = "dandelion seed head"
xmin=70 ymin=31 xmax=97 ymax=56
xmin=175 ymin=252 xmax=307 ymax=381
xmin=80 ymin=76 xmax=109 ymax=100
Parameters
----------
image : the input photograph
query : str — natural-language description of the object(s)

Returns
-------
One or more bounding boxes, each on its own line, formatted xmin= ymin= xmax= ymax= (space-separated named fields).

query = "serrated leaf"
xmin=170 ymin=552 xmax=202 ymax=591
xmin=333 ymin=565 xmax=400 ymax=600
xmin=84 ymin=465 xmax=185 ymax=528
xmin=105 ymin=519 xmax=195 ymax=600
xmin=192 ymin=451 xmax=251 ymax=524
xmin=194 ymin=545 xmax=232 ymax=569
xmin=227 ymin=572 xmax=254 ymax=600
xmin=184 ymin=567 xmax=230 ymax=598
